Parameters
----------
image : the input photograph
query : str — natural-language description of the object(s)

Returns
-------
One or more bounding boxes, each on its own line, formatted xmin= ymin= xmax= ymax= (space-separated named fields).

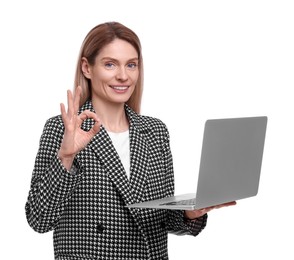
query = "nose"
xmin=116 ymin=66 xmax=128 ymax=81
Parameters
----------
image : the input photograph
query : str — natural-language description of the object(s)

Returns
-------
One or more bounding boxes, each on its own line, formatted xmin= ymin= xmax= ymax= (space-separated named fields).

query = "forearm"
xmin=25 ymin=154 xmax=81 ymax=233
xmin=166 ymin=210 xmax=208 ymax=236
xmin=57 ymin=149 xmax=75 ymax=171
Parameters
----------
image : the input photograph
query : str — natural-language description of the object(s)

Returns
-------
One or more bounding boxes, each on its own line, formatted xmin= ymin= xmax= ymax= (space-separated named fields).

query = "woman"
xmin=25 ymin=22 xmax=235 ymax=259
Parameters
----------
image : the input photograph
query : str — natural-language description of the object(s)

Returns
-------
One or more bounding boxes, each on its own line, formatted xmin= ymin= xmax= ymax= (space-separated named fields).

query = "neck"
xmin=92 ymin=100 xmax=129 ymax=133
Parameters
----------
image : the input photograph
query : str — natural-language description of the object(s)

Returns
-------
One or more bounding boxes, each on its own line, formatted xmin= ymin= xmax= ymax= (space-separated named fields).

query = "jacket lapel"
xmin=77 ymin=101 xmax=150 ymax=206
xmin=87 ymin=127 xmax=135 ymax=205
xmin=77 ymin=101 xmax=133 ymax=205
xmin=127 ymin=107 xmax=150 ymax=203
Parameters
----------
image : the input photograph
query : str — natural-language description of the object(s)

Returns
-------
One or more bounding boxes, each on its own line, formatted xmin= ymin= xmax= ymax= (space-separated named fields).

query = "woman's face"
xmin=82 ymin=39 xmax=139 ymax=107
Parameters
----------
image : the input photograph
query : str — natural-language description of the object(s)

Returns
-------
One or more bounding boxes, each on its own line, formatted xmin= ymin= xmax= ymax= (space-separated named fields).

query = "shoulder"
xmin=41 ymin=115 xmax=64 ymax=138
xmin=140 ymin=114 xmax=168 ymax=133
xmin=45 ymin=114 xmax=64 ymax=128
xmin=137 ymin=115 xmax=171 ymax=148
xmin=126 ymin=105 xmax=170 ymax=140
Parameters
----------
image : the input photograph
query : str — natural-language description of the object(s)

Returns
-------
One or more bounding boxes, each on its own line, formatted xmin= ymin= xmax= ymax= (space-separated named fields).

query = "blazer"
xmin=25 ymin=101 xmax=207 ymax=260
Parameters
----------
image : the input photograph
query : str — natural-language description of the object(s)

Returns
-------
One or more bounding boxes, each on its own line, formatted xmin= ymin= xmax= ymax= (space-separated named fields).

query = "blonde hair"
xmin=74 ymin=22 xmax=144 ymax=114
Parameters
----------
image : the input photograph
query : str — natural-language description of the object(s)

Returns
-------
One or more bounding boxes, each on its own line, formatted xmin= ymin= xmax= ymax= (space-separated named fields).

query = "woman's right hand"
xmin=58 ymin=86 xmax=101 ymax=170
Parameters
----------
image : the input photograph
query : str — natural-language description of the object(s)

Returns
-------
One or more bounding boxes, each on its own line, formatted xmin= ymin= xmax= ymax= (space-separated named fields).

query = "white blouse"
xmin=107 ymin=130 xmax=130 ymax=179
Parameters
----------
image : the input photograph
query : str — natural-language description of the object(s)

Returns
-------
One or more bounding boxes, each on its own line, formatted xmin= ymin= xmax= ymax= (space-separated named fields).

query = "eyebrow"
xmin=100 ymin=57 xmax=139 ymax=63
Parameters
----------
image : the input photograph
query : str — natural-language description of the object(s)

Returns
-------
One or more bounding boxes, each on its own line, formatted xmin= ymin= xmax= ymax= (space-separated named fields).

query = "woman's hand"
xmin=58 ymin=86 xmax=101 ymax=170
xmin=184 ymin=201 xmax=237 ymax=220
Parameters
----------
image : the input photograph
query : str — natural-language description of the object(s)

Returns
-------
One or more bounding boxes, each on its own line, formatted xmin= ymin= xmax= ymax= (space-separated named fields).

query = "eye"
xmin=104 ymin=62 xmax=116 ymax=69
xmin=127 ymin=62 xmax=138 ymax=70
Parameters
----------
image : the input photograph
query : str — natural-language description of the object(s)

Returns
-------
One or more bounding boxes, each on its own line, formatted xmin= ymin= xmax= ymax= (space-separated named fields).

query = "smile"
xmin=110 ymin=85 xmax=129 ymax=90
xmin=110 ymin=85 xmax=130 ymax=94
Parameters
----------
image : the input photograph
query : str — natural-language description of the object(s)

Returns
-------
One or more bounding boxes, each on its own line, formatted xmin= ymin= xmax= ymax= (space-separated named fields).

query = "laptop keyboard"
xmin=160 ymin=198 xmax=196 ymax=206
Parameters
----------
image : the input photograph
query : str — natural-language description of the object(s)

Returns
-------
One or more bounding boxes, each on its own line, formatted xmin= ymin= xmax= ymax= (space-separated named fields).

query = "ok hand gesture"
xmin=58 ymin=86 xmax=101 ymax=170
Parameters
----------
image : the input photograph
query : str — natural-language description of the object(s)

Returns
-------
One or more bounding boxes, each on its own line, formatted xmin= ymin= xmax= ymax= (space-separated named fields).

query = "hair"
xmin=74 ymin=22 xmax=144 ymax=114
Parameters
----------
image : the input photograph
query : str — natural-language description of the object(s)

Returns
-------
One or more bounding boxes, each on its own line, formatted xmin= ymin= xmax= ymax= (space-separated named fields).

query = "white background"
xmin=0 ymin=0 xmax=293 ymax=259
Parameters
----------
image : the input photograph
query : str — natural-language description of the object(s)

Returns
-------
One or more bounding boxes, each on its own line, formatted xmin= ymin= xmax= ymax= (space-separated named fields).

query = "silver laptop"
xmin=127 ymin=116 xmax=267 ymax=210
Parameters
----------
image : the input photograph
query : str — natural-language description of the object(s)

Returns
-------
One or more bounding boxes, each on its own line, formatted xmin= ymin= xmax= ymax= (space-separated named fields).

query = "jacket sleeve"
xmin=25 ymin=116 xmax=82 ymax=233
xmin=161 ymin=124 xmax=208 ymax=236
xmin=166 ymin=210 xmax=208 ymax=236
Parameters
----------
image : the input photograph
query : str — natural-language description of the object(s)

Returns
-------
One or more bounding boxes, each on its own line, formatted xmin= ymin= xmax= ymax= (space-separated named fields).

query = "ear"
xmin=81 ymin=57 xmax=91 ymax=79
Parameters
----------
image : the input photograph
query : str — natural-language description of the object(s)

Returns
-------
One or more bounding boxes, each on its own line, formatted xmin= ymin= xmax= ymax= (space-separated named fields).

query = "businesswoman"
xmin=25 ymin=22 xmax=235 ymax=259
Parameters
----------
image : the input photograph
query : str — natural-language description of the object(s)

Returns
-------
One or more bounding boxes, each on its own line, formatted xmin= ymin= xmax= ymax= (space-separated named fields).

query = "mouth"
xmin=110 ymin=85 xmax=130 ymax=93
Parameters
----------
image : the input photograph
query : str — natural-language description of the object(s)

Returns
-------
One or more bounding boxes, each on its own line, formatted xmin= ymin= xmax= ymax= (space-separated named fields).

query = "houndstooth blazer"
xmin=25 ymin=100 xmax=207 ymax=260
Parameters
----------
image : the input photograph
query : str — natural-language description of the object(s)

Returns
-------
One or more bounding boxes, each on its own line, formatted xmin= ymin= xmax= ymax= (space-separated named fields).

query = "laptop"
xmin=127 ymin=116 xmax=267 ymax=210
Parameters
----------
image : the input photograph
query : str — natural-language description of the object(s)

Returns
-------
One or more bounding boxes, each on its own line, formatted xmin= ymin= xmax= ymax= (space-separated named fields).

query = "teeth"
xmin=112 ymin=86 xmax=128 ymax=90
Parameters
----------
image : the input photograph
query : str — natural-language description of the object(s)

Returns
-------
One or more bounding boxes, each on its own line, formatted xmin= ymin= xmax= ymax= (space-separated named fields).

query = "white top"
xmin=107 ymin=130 xmax=130 ymax=179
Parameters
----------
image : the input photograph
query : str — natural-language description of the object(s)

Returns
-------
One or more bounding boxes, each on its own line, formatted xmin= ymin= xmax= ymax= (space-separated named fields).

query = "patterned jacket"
xmin=25 ymin=101 xmax=207 ymax=260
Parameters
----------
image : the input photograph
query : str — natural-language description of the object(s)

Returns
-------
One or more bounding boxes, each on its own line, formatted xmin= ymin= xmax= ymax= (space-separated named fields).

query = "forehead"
xmin=98 ymin=39 xmax=138 ymax=60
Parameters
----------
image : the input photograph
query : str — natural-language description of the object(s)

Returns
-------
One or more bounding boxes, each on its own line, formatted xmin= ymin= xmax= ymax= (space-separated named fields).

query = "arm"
xmin=25 ymin=117 xmax=82 ymax=233
xmin=25 ymin=87 xmax=101 ymax=233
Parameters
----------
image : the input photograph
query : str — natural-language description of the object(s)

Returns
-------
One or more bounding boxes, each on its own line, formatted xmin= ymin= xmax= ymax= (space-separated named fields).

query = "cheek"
xmin=99 ymin=69 xmax=113 ymax=80
xmin=92 ymin=70 xmax=114 ymax=85
xmin=131 ymin=71 xmax=140 ymax=84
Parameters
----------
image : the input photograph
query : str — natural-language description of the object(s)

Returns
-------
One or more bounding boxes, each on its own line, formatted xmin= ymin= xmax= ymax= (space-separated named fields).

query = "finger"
xmin=80 ymin=110 xmax=100 ymax=122
xmin=60 ymin=103 xmax=67 ymax=123
xmin=67 ymin=89 xmax=74 ymax=116
xmin=219 ymin=201 xmax=237 ymax=208
xmin=213 ymin=201 xmax=237 ymax=209
xmin=73 ymin=86 xmax=82 ymax=115
xmin=224 ymin=201 xmax=237 ymax=207
xmin=78 ymin=110 xmax=101 ymax=132
xmin=229 ymin=201 xmax=237 ymax=205
xmin=90 ymin=120 xmax=102 ymax=135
